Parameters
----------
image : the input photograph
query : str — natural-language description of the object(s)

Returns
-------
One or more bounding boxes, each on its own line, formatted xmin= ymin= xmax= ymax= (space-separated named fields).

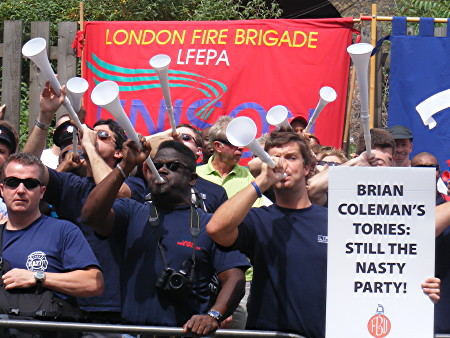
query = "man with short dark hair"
xmin=23 ymin=82 xmax=146 ymax=329
xmin=201 ymin=126 xmax=214 ymax=164
xmin=207 ymin=131 xmax=327 ymax=336
xmin=355 ymin=128 xmax=396 ymax=167
xmin=411 ymin=152 xmax=443 ymax=204
xmin=0 ymin=152 xmax=103 ymax=301
xmin=207 ymin=131 xmax=440 ymax=336
xmin=81 ymin=139 xmax=249 ymax=335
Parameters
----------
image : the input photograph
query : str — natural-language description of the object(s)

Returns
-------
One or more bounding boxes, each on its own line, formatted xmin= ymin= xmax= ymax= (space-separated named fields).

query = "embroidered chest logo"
xmin=26 ymin=251 xmax=48 ymax=271
xmin=177 ymin=240 xmax=201 ymax=251
xmin=317 ymin=235 xmax=328 ymax=243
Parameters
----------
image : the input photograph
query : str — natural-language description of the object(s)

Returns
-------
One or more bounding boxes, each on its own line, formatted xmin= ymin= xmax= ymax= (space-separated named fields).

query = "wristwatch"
xmin=207 ymin=309 xmax=222 ymax=322
xmin=34 ymin=271 xmax=46 ymax=285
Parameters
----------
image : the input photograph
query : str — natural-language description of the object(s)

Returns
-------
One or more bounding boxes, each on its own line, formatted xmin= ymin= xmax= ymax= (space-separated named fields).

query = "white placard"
xmin=326 ymin=167 xmax=435 ymax=338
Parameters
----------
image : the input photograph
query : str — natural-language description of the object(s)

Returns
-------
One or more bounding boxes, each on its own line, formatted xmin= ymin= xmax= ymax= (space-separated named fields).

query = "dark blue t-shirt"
xmin=112 ymin=199 xmax=250 ymax=326
xmin=233 ymin=203 xmax=328 ymax=338
xmin=435 ymin=226 xmax=450 ymax=333
xmin=44 ymin=168 xmax=146 ymax=311
xmin=2 ymin=215 xmax=100 ymax=299
xmin=193 ymin=177 xmax=228 ymax=212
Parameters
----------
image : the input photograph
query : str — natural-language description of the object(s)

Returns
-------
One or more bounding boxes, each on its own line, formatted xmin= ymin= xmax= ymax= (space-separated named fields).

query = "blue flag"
xmin=388 ymin=17 xmax=450 ymax=178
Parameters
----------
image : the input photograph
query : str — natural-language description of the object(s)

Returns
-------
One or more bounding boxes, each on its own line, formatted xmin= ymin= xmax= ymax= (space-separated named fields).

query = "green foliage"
xmin=394 ymin=0 xmax=450 ymax=19
xmin=0 ymin=0 xmax=281 ymax=24
xmin=0 ymin=0 xmax=281 ymax=146
xmin=19 ymin=81 xmax=30 ymax=150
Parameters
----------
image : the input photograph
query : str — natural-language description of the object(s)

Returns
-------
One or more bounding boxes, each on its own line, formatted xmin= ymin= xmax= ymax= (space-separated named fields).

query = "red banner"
xmin=83 ymin=19 xmax=354 ymax=149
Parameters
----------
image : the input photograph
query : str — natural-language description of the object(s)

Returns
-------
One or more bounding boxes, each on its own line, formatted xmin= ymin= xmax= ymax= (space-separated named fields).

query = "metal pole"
xmin=0 ymin=320 xmax=305 ymax=338
xmin=369 ymin=3 xmax=377 ymax=129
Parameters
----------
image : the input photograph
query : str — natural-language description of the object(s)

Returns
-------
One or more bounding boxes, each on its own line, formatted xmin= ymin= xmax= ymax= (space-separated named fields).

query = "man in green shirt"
xmin=197 ymin=116 xmax=268 ymax=207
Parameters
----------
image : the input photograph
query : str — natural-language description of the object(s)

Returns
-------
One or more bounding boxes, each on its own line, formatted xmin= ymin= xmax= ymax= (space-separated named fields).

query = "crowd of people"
xmin=0 ymin=81 xmax=447 ymax=338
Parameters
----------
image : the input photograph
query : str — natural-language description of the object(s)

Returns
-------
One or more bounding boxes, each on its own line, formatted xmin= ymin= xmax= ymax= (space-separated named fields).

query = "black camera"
xmin=156 ymin=259 xmax=194 ymax=297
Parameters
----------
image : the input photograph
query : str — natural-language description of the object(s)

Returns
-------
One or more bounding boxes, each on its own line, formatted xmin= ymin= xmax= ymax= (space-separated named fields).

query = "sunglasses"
xmin=97 ymin=130 xmax=117 ymax=144
xmin=413 ymin=164 xmax=440 ymax=170
xmin=179 ymin=133 xmax=193 ymax=142
xmin=154 ymin=161 xmax=188 ymax=172
xmin=215 ymin=139 xmax=235 ymax=147
xmin=317 ymin=160 xmax=341 ymax=167
xmin=61 ymin=150 xmax=85 ymax=161
xmin=2 ymin=177 xmax=42 ymax=189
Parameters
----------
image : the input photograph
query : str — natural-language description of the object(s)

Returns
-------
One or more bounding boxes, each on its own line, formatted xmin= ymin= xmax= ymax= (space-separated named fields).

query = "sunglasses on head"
xmin=2 ymin=177 xmax=42 ymax=189
xmin=215 ymin=139 xmax=235 ymax=147
xmin=154 ymin=161 xmax=188 ymax=172
xmin=413 ymin=164 xmax=440 ymax=170
xmin=317 ymin=160 xmax=341 ymax=167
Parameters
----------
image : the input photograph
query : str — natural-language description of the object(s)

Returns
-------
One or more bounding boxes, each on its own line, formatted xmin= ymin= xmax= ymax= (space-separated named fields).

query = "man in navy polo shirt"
xmin=208 ymin=131 xmax=441 ymax=337
xmin=23 ymin=82 xmax=146 ymax=330
xmin=82 ymin=140 xmax=249 ymax=335
xmin=0 ymin=153 xmax=103 ymax=304
xmin=207 ymin=131 xmax=327 ymax=337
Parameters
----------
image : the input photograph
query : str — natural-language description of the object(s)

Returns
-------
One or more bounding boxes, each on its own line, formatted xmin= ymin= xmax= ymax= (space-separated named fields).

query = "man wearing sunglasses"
xmin=23 ymin=82 xmax=147 ymax=332
xmin=145 ymin=123 xmax=228 ymax=213
xmin=81 ymin=139 xmax=249 ymax=335
xmin=0 ymin=153 xmax=103 ymax=310
xmin=175 ymin=124 xmax=228 ymax=213
xmin=197 ymin=116 xmax=267 ymax=208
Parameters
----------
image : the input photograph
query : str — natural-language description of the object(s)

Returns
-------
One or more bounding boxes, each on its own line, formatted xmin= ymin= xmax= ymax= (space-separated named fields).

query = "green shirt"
xmin=196 ymin=156 xmax=266 ymax=207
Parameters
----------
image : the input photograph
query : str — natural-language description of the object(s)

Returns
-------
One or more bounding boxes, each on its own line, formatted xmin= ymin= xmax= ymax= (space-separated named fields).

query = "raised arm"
xmin=23 ymin=81 xmax=65 ymax=156
xmin=81 ymin=125 xmax=134 ymax=199
xmin=307 ymin=152 xmax=379 ymax=206
xmin=0 ymin=104 xmax=6 ymax=120
xmin=81 ymin=136 xmax=150 ymax=237
xmin=207 ymin=159 xmax=284 ymax=247
xmin=307 ymin=168 xmax=329 ymax=206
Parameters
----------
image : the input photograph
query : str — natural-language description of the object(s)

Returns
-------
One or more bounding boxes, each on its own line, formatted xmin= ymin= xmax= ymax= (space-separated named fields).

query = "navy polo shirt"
xmin=232 ymin=203 xmax=328 ymax=337
xmin=2 ymin=215 xmax=100 ymax=299
xmin=44 ymin=168 xmax=146 ymax=311
xmin=194 ymin=177 xmax=228 ymax=212
xmin=112 ymin=199 xmax=250 ymax=326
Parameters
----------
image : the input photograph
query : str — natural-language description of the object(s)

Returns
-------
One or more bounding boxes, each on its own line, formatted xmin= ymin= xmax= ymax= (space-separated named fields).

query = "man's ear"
xmin=142 ymin=162 xmax=151 ymax=181
xmin=212 ymin=141 xmax=222 ymax=153
xmin=196 ymin=147 xmax=203 ymax=159
xmin=39 ymin=185 xmax=46 ymax=200
xmin=114 ymin=148 xmax=123 ymax=160
xmin=189 ymin=172 xmax=198 ymax=187
xmin=304 ymin=164 xmax=311 ymax=177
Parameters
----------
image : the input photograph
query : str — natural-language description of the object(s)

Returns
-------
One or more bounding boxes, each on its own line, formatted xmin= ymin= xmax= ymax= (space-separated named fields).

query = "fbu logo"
xmin=367 ymin=304 xmax=391 ymax=337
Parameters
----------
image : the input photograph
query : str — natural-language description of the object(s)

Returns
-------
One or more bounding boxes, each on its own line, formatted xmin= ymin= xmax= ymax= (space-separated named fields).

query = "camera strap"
xmin=146 ymin=201 xmax=200 ymax=281
xmin=0 ymin=224 xmax=5 ymax=274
